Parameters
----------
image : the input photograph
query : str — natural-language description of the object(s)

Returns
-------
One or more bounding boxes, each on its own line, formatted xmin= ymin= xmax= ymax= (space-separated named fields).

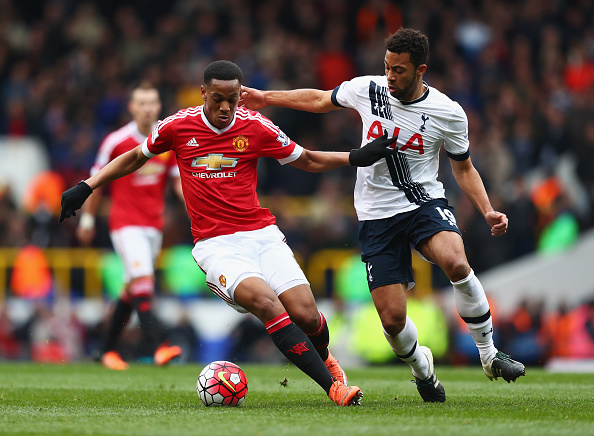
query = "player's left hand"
xmin=59 ymin=181 xmax=93 ymax=223
xmin=485 ymin=211 xmax=508 ymax=236
xmin=349 ymin=131 xmax=398 ymax=166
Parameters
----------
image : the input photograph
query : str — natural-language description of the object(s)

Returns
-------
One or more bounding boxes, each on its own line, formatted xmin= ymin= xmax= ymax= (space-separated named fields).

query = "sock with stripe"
xmin=383 ymin=316 xmax=429 ymax=379
xmin=130 ymin=278 xmax=161 ymax=355
xmin=452 ymin=269 xmax=497 ymax=365
xmin=266 ymin=312 xmax=333 ymax=393
xmin=100 ymin=296 xmax=133 ymax=355
xmin=304 ymin=311 xmax=330 ymax=361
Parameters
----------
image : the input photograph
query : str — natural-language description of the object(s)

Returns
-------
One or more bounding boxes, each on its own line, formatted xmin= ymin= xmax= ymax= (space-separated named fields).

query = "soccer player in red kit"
xmin=60 ymin=61 xmax=396 ymax=406
xmin=77 ymin=83 xmax=184 ymax=370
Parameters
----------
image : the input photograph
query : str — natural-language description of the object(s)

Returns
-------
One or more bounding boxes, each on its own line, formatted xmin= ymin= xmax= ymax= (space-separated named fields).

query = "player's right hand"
xmin=239 ymin=86 xmax=267 ymax=110
xmin=59 ymin=181 xmax=93 ymax=223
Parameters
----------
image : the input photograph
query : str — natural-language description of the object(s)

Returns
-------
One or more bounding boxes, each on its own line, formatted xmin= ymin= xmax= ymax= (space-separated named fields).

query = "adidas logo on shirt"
xmin=186 ymin=138 xmax=199 ymax=147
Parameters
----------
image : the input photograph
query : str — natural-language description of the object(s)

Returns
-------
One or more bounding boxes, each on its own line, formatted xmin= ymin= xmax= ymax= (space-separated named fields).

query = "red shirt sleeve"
xmin=250 ymin=111 xmax=297 ymax=160
xmin=145 ymin=117 xmax=177 ymax=156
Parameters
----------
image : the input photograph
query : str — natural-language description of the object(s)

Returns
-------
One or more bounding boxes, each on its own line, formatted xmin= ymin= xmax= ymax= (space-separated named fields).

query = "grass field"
xmin=1 ymin=363 xmax=593 ymax=436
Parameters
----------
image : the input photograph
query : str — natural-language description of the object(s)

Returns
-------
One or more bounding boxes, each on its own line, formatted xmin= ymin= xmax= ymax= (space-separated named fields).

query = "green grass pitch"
xmin=1 ymin=363 xmax=593 ymax=435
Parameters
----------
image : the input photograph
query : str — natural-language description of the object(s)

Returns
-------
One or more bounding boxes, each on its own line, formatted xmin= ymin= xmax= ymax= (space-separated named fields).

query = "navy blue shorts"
xmin=358 ymin=198 xmax=462 ymax=291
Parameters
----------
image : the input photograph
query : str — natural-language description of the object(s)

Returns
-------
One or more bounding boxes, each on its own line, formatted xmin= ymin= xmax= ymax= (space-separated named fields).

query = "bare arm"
xmin=289 ymin=149 xmax=350 ymax=173
xmin=450 ymin=157 xmax=508 ymax=236
xmin=290 ymin=132 xmax=398 ymax=172
xmin=241 ymin=87 xmax=340 ymax=113
xmin=85 ymin=145 xmax=150 ymax=190
xmin=60 ymin=145 xmax=150 ymax=223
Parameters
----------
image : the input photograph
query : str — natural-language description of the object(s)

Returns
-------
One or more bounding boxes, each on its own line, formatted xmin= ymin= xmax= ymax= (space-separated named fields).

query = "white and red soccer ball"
xmin=196 ymin=360 xmax=248 ymax=406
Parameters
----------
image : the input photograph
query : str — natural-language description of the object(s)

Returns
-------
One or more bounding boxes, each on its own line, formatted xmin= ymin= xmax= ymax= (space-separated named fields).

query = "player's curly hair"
xmin=385 ymin=28 xmax=429 ymax=69
xmin=204 ymin=60 xmax=243 ymax=85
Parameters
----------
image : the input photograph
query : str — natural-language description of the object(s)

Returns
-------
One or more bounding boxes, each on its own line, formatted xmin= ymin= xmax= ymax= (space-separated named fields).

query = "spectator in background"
xmin=76 ymin=82 xmax=184 ymax=370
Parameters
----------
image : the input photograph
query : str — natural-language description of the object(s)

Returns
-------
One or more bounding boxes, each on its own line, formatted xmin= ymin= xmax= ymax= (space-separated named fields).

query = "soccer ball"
xmin=196 ymin=360 xmax=248 ymax=406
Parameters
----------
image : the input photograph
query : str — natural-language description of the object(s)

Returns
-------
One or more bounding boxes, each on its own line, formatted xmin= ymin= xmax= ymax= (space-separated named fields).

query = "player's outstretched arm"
xmin=290 ymin=132 xmax=398 ymax=172
xmin=59 ymin=145 xmax=150 ymax=223
xmin=450 ymin=157 xmax=508 ymax=236
xmin=76 ymin=186 xmax=104 ymax=245
xmin=240 ymin=87 xmax=339 ymax=113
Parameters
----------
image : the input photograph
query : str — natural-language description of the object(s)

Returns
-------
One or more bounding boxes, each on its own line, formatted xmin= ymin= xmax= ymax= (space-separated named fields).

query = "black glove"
xmin=59 ymin=181 xmax=93 ymax=223
xmin=348 ymin=131 xmax=398 ymax=167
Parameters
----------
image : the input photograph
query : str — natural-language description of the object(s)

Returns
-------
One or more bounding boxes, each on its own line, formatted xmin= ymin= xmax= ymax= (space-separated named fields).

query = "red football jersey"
xmin=92 ymin=121 xmax=179 ymax=231
xmin=143 ymin=106 xmax=303 ymax=242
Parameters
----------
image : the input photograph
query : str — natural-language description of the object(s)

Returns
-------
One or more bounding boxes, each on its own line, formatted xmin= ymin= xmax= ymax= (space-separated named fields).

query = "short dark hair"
xmin=204 ymin=60 xmax=243 ymax=85
xmin=385 ymin=28 xmax=429 ymax=69
xmin=130 ymin=81 xmax=158 ymax=99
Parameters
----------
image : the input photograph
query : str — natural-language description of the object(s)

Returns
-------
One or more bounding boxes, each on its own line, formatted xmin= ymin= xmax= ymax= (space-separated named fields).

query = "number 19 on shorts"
xmin=436 ymin=206 xmax=458 ymax=227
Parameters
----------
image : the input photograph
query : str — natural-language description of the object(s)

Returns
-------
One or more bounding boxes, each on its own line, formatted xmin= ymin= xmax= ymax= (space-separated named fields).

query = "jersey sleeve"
xmin=142 ymin=118 xmax=176 ymax=158
xmin=252 ymin=112 xmax=302 ymax=164
xmin=444 ymin=103 xmax=470 ymax=161
xmin=331 ymin=76 xmax=369 ymax=109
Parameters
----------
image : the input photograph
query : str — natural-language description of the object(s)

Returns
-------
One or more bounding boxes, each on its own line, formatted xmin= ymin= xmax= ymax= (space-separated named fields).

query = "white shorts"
xmin=110 ymin=226 xmax=163 ymax=282
xmin=191 ymin=225 xmax=309 ymax=313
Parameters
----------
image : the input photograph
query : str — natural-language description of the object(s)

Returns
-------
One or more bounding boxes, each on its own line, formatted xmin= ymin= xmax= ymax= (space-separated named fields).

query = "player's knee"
xmin=290 ymin=308 xmax=319 ymax=333
xmin=380 ymin=311 xmax=407 ymax=336
xmin=247 ymin=294 xmax=284 ymax=322
xmin=443 ymin=258 xmax=470 ymax=282
xmin=128 ymin=276 xmax=155 ymax=298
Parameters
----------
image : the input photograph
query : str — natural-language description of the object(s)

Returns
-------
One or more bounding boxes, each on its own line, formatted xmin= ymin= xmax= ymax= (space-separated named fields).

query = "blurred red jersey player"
xmin=78 ymin=82 xmax=184 ymax=370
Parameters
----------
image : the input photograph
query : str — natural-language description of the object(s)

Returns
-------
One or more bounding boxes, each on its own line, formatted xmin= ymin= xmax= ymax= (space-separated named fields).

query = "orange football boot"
xmin=101 ymin=351 xmax=129 ymax=370
xmin=324 ymin=350 xmax=348 ymax=385
xmin=154 ymin=343 xmax=182 ymax=366
xmin=328 ymin=380 xmax=363 ymax=406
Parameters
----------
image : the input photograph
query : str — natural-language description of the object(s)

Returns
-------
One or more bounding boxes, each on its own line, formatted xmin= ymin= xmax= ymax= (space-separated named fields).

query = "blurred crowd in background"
xmin=1 ymin=0 xmax=594 ymax=365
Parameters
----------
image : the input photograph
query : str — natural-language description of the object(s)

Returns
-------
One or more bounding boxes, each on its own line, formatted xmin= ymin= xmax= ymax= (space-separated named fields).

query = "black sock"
xmin=100 ymin=297 xmax=133 ymax=355
xmin=131 ymin=296 xmax=161 ymax=355
xmin=305 ymin=311 xmax=329 ymax=361
xmin=265 ymin=312 xmax=333 ymax=394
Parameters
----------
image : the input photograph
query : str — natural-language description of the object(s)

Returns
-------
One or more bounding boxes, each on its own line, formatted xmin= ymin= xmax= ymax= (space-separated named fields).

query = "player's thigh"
xmin=410 ymin=198 xmax=469 ymax=280
xmin=192 ymin=233 xmax=264 ymax=313
xmin=251 ymin=226 xmax=317 ymax=328
xmin=417 ymin=231 xmax=470 ymax=281
xmin=110 ymin=226 xmax=158 ymax=282
xmin=359 ymin=217 xmax=415 ymax=291
xmin=233 ymin=276 xmax=286 ymax=323
xmin=254 ymin=226 xmax=310 ymax=295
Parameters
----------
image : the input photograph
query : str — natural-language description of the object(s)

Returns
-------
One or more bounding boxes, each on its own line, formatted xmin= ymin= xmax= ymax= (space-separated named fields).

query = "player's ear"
xmin=201 ymin=85 xmax=207 ymax=101
xmin=417 ymin=64 xmax=427 ymax=76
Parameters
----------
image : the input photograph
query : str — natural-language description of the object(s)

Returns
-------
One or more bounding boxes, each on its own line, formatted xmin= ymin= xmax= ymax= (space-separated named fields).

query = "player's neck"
xmin=137 ymin=122 xmax=152 ymax=137
xmin=403 ymin=82 xmax=427 ymax=103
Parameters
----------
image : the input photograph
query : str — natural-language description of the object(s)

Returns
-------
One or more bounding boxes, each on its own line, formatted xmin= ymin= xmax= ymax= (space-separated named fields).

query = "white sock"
xmin=452 ymin=269 xmax=497 ymax=365
xmin=383 ymin=317 xmax=429 ymax=379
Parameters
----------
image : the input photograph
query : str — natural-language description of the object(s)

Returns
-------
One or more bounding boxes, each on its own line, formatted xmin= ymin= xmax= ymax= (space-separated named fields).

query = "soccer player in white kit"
xmin=77 ymin=83 xmax=184 ymax=370
xmin=59 ymin=60 xmax=398 ymax=406
xmin=240 ymin=28 xmax=526 ymax=402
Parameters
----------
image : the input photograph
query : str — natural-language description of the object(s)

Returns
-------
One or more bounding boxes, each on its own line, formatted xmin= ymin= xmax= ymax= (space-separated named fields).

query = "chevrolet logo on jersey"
xmin=192 ymin=154 xmax=238 ymax=171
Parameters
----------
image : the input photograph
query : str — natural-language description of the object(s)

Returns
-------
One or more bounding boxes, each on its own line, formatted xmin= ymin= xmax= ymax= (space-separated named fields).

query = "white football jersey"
xmin=332 ymin=75 xmax=470 ymax=221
